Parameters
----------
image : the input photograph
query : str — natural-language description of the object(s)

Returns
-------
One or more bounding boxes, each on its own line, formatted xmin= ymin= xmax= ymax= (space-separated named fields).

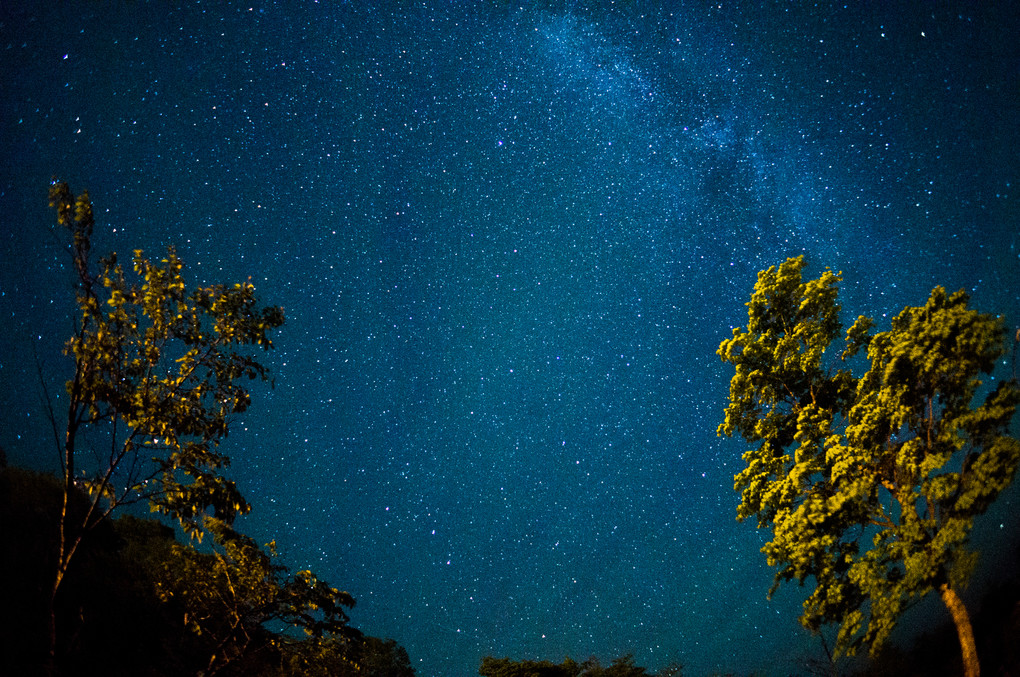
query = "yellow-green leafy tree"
xmin=717 ymin=256 xmax=1019 ymax=677
xmin=144 ymin=516 xmax=360 ymax=676
xmin=45 ymin=181 xmax=285 ymax=666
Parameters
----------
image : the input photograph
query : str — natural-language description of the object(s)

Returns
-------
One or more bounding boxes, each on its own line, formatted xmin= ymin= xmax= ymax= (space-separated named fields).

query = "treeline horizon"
xmin=4 ymin=184 xmax=1019 ymax=676
xmin=4 ymin=457 xmax=1020 ymax=676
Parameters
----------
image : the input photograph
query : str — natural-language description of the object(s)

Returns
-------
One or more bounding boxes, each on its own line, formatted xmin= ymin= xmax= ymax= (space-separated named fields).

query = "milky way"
xmin=2 ymin=3 xmax=1018 ymax=675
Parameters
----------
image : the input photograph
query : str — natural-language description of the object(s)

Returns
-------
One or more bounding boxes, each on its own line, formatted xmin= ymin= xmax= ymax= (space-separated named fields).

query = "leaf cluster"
xmin=36 ymin=184 xmax=381 ymax=674
xmin=132 ymin=514 xmax=361 ymax=676
xmin=718 ymin=256 xmax=1020 ymax=656
xmin=49 ymin=181 xmax=284 ymax=537
xmin=2 ymin=464 xmax=414 ymax=676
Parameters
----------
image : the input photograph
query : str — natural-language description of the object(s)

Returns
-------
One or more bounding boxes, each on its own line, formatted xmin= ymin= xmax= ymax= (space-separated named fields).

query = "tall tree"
xmin=717 ymin=256 xmax=1020 ymax=677
xmin=44 ymin=181 xmax=285 ymax=666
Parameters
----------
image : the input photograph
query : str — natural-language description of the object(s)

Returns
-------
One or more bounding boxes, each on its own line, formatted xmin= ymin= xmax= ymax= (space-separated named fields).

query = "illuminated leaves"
xmin=718 ymin=256 xmax=1020 ymax=659
xmin=42 ymin=182 xmax=366 ymax=673
xmin=147 ymin=516 xmax=359 ymax=675
xmin=50 ymin=181 xmax=284 ymax=538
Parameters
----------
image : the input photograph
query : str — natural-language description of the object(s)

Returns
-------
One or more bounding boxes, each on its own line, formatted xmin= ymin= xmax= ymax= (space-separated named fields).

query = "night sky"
xmin=2 ymin=2 xmax=1019 ymax=675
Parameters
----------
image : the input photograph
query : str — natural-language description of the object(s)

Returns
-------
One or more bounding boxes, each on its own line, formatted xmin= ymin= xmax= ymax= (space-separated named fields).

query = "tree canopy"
xmin=48 ymin=180 xmax=285 ymax=539
xmin=479 ymin=653 xmax=657 ymax=677
xmin=718 ymin=256 xmax=1020 ymax=676
xmin=0 ymin=463 xmax=418 ymax=676
xmin=33 ymin=182 xmax=371 ymax=674
xmin=140 ymin=515 xmax=360 ymax=675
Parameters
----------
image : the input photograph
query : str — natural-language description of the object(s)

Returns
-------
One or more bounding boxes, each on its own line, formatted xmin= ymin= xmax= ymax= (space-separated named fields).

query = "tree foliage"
xmin=718 ymin=256 xmax=1020 ymax=671
xmin=480 ymin=656 xmax=583 ymax=677
xmin=49 ymin=180 xmax=285 ymax=539
xmin=36 ymin=182 xmax=375 ymax=673
xmin=139 ymin=515 xmax=360 ymax=676
xmin=479 ymin=654 xmax=656 ymax=677
xmin=0 ymin=462 xmax=413 ymax=675
xmin=351 ymin=637 xmax=417 ymax=677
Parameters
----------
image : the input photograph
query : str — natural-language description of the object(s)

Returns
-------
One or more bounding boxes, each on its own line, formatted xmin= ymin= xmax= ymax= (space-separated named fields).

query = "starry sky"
xmin=2 ymin=2 xmax=1019 ymax=675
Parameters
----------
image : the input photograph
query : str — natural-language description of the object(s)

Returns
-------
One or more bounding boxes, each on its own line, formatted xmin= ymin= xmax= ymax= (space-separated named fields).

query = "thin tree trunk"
xmin=47 ymin=403 xmax=80 ymax=672
xmin=46 ymin=575 xmax=61 ymax=673
xmin=939 ymin=583 xmax=979 ymax=677
xmin=46 ymin=472 xmax=73 ymax=672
